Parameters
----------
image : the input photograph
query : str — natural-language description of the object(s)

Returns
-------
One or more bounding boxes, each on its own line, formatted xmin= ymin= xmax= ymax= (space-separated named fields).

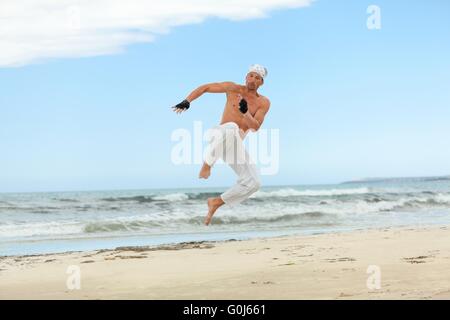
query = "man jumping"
xmin=172 ymin=64 xmax=271 ymax=226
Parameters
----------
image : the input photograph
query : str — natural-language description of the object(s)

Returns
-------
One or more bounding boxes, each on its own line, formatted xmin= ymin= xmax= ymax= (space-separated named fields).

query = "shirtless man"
xmin=172 ymin=64 xmax=271 ymax=225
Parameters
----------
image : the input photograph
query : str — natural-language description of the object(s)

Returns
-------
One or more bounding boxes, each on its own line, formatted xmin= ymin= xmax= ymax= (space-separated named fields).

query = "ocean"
xmin=1 ymin=178 xmax=450 ymax=256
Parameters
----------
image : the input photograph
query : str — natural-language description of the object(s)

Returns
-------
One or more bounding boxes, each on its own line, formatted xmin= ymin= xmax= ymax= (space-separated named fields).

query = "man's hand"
xmin=172 ymin=99 xmax=190 ymax=114
xmin=239 ymin=98 xmax=248 ymax=114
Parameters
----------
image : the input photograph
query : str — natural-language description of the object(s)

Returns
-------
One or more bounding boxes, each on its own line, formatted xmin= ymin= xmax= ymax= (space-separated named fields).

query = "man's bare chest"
xmin=228 ymin=95 xmax=261 ymax=116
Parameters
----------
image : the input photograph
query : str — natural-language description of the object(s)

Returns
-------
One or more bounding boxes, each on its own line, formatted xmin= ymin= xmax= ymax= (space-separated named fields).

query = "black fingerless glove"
xmin=239 ymin=98 xmax=248 ymax=114
xmin=174 ymin=99 xmax=190 ymax=111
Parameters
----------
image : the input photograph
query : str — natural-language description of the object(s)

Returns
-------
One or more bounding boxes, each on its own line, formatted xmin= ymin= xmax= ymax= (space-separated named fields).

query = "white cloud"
xmin=0 ymin=0 xmax=313 ymax=67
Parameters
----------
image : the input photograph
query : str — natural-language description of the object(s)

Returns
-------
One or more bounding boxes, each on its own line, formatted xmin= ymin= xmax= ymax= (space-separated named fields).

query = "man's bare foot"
xmin=199 ymin=162 xmax=211 ymax=179
xmin=205 ymin=197 xmax=224 ymax=226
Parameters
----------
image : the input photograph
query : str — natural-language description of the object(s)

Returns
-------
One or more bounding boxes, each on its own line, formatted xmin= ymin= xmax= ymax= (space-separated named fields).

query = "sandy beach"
xmin=1 ymin=225 xmax=450 ymax=300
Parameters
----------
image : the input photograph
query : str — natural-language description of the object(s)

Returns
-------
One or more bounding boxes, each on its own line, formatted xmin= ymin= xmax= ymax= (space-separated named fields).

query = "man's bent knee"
xmin=248 ymin=178 xmax=261 ymax=194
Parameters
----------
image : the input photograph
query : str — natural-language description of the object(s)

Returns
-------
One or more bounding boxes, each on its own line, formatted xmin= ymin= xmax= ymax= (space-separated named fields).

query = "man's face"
xmin=245 ymin=72 xmax=263 ymax=90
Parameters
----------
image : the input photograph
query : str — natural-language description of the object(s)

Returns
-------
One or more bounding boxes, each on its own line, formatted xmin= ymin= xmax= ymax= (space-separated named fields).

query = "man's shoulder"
xmin=258 ymin=95 xmax=271 ymax=108
xmin=223 ymin=82 xmax=245 ymax=93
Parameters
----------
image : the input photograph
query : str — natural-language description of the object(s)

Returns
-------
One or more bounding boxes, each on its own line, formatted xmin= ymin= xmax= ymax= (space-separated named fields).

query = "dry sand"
xmin=1 ymin=225 xmax=450 ymax=300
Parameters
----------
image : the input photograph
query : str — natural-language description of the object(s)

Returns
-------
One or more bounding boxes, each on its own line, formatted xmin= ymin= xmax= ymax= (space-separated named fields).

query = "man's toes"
xmin=204 ymin=214 xmax=212 ymax=225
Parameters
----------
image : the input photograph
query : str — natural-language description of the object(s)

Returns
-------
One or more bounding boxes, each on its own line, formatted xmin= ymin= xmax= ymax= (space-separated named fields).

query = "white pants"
xmin=204 ymin=122 xmax=261 ymax=207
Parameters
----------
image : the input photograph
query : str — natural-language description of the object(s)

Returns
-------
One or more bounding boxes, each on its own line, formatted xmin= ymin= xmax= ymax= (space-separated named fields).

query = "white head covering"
xmin=248 ymin=64 xmax=268 ymax=80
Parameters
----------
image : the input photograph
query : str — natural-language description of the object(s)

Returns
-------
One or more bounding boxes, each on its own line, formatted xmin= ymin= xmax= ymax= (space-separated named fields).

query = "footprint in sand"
xmin=117 ymin=255 xmax=148 ymax=260
xmin=294 ymin=254 xmax=314 ymax=258
xmin=250 ymin=281 xmax=275 ymax=285
xmin=278 ymin=261 xmax=296 ymax=266
xmin=402 ymin=255 xmax=434 ymax=264
xmin=325 ymin=257 xmax=356 ymax=263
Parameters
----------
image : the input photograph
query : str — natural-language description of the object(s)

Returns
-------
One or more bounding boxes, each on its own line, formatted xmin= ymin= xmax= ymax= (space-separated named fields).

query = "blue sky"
xmin=1 ymin=0 xmax=449 ymax=193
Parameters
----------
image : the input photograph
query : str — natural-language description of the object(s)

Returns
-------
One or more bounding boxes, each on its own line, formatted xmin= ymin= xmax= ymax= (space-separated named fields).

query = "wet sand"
xmin=1 ymin=225 xmax=450 ymax=300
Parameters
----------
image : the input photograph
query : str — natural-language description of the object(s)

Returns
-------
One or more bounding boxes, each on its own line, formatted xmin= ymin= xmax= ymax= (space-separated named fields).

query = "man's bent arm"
xmin=186 ymin=82 xmax=240 ymax=102
xmin=242 ymin=100 xmax=270 ymax=131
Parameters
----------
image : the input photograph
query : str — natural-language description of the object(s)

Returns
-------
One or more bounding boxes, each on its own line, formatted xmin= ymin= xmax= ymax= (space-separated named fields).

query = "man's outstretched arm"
xmin=172 ymin=82 xmax=240 ymax=113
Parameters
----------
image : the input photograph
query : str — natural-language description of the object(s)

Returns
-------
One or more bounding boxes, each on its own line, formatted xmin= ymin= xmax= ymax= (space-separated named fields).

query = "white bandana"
xmin=248 ymin=64 xmax=268 ymax=79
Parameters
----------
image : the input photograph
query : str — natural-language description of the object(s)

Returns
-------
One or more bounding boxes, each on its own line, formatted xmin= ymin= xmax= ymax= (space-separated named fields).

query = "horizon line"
xmin=1 ymin=174 xmax=449 ymax=194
